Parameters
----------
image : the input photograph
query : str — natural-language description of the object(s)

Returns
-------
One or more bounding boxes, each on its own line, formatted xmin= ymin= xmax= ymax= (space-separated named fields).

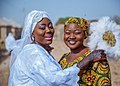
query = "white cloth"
xmin=8 ymin=44 xmax=79 ymax=86
xmin=6 ymin=10 xmax=80 ymax=86
xmin=5 ymin=10 xmax=50 ymax=68
xmin=5 ymin=33 xmax=16 ymax=53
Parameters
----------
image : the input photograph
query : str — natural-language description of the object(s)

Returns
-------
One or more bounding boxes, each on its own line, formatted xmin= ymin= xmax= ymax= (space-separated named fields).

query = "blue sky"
xmin=0 ymin=0 xmax=120 ymax=26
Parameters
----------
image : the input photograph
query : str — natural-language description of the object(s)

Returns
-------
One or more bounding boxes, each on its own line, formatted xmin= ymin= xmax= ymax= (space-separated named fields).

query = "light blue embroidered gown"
xmin=8 ymin=44 xmax=79 ymax=86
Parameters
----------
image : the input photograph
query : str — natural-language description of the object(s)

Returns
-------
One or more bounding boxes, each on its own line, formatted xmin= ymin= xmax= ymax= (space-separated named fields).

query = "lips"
xmin=45 ymin=35 xmax=53 ymax=40
xmin=68 ymin=40 xmax=76 ymax=45
xmin=45 ymin=37 xmax=52 ymax=40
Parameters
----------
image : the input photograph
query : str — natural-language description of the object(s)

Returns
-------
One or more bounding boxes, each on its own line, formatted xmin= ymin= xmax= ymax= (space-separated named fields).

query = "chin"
xmin=67 ymin=45 xmax=77 ymax=50
xmin=66 ymin=43 xmax=78 ymax=49
xmin=46 ymin=41 xmax=52 ymax=45
xmin=70 ymin=47 xmax=78 ymax=50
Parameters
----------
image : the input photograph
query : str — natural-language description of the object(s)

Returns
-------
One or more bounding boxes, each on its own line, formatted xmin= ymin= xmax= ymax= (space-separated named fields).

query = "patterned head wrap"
xmin=64 ymin=17 xmax=89 ymax=37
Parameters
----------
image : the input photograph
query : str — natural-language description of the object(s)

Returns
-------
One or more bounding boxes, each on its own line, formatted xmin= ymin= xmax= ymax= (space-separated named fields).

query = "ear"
xmin=84 ymin=36 xmax=87 ymax=39
xmin=32 ymin=31 xmax=34 ymax=37
xmin=31 ymin=32 xmax=35 ymax=41
xmin=84 ymin=31 xmax=87 ymax=39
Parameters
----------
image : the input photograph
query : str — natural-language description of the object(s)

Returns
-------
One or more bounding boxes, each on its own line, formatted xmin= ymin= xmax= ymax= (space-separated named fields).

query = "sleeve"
xmin=5 ymin=33 xmax=16 ymax=53
xmin=28 ymin=53 xmax=80 ymax=86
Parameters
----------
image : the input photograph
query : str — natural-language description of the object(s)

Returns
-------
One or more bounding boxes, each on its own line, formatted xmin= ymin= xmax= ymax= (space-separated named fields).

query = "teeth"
xmin=69 ymin=40 xmax=76 ymax=45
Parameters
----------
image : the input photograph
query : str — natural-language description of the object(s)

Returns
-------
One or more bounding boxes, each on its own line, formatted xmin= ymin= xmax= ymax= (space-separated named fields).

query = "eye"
xmin=74 ymin=30 xmax=82 ymax=35
xmin=49 ymin=25 xmax=53 ymax=29
xmin=65 ymin=30 xmax=70 ymax=35
xmin=49 ymin=23 xmax=54 ymax=29
xmin=39 ymin=26 xmax=45 ymax=30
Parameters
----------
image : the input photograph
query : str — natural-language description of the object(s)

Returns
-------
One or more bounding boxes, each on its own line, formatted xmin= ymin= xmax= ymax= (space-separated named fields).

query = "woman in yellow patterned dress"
xmin=59 ymin=17 xmax=111 ymax=86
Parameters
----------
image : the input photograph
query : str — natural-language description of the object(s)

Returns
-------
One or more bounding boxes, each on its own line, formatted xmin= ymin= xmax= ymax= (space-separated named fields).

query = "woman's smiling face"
xmin=64 ymin=23 xmax=85 ymax=50
xmin=32 ymin=18 xmax=54 ymax=48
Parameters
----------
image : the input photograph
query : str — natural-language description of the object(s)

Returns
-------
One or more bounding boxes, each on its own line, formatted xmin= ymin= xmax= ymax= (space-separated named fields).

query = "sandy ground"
xmin=0 ymin=40 xmax=120 ymax=86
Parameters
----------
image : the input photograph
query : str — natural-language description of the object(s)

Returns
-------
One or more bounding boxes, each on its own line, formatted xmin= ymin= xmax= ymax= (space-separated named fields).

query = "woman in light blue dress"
xmin=5 ymin=10 xmax=104 ymax=86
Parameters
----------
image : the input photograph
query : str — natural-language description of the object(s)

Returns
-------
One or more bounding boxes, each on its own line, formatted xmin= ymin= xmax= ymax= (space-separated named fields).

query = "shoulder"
xmin=18 ymin=44 xmax=47 ymax=60
xmin=23 ymin=44 xmax=37 ymax=51
xmin=58 ymin=53 xmax=69 ymax=63
xmin=16 ymin=44 xmax=47 ymax=65
xmin=22 ymin=44 xmax=45 ymax=54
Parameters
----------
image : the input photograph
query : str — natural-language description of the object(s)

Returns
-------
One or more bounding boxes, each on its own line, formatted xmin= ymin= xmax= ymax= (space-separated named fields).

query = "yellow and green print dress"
xmin=59 ymin=48 xmax=111 ymax=86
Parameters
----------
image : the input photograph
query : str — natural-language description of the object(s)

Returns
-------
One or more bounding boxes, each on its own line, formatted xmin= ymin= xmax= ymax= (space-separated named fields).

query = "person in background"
xmin=5 ymin=10 xmax=104 ymax=86
xmin=59 ymin=17 xmax=111 ymax=86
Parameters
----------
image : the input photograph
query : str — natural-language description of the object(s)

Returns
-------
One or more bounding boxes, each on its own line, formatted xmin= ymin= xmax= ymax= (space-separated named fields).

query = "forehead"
xmin=38 ymin=18 xmax=51 ymax=24
xmin=65 ymin=23 xmax=81 ymax=30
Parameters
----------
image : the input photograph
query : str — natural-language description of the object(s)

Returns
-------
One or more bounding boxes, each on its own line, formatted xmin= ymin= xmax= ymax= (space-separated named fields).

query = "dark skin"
xmin=77 ymin=49 xmax=106 ymax=75
xmin=32 ymin=18 xmax=54 ymax=52
xmin=64 ymin=23 xmax=87 ymax=63
xmin=64 ymin=23 xmax=106 ymax=74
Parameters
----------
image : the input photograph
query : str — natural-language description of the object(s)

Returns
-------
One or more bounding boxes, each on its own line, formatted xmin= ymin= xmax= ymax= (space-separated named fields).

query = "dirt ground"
xmin=0 ymin=39 xmax=120 ymax=86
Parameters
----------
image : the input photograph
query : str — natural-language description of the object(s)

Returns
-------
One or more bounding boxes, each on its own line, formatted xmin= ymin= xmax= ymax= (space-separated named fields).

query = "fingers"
xmin=92 ymin=49 xmax=107 ymax=62
xmin=86 ymin=49 xmax=106 ymax=62
xmin=96 ymin=49 xmax=106 ymax=58
xmin=94 ymin=49 xmax=104 ymax=55
xmin=96 ymin=49 xmax=105 ymax=52
xmin=93 ymin=57 xmax=106 ymax=62
xmin=101 ymin=53 xmax=106 ymax=58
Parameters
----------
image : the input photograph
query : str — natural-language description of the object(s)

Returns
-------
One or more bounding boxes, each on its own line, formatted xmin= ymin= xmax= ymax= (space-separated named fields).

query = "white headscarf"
xmin=5 ymin=10 xmax=50 ymax=68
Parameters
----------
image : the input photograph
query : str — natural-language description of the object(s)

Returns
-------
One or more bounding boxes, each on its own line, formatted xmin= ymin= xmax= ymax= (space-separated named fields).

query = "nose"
xmin=70 ymin=33 xmax=75 ymax=39
xmin=46 ymin=27 xmax=51 ymax=33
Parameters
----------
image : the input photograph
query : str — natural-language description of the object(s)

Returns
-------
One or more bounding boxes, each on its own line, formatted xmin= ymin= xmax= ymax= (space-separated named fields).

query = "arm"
xmin=77 ymin=50 xmax=106 ymax=74
xmin=29 ymin=53 xmax=79 ymax=86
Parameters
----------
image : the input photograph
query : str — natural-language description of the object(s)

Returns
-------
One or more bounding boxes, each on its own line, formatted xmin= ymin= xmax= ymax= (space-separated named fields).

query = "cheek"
xmin=34 ymin=30 xmax=45 ymax=39
xmin=78 ymin=37 xmax=84 ymax=42
xmin=75 ymin=35 xmax=85 ymax=43
xmin=77 ymin=33 xmax=85 ymax=40
xmin=35 ymin=35 xmax=43 ymax=42
xmin=64 ymin=34 xmax=68 ymax=41
xmin=38 ymin=29 xmax=46 ymax=35
xmin=51 ymin=29 xmax=55 ymax=35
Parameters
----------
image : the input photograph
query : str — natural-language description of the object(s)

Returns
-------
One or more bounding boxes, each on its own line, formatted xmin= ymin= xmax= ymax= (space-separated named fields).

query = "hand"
xmin=93 ymin=49 xmax=107 ymax=62
xmin=77 ymin=49 xmax=106 ymax=69
xmin=88 ymin=49 xmax=105 ymax=61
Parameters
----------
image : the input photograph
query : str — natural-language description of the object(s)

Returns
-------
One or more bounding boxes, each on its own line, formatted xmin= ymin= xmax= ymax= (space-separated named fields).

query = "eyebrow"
xmin=40 ymin=22 xmax=52 ymax=26
xmin=40 ymin=24 xmax=46 ymax=26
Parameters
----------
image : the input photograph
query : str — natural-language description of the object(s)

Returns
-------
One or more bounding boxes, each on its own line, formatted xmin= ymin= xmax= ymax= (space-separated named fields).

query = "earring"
xmin=31 ymin=36 xmax=35 ymax=41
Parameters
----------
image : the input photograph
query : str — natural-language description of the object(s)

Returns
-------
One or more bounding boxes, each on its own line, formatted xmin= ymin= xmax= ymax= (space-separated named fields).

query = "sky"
xmin=0 ymin=0 xmax=120 ymax=26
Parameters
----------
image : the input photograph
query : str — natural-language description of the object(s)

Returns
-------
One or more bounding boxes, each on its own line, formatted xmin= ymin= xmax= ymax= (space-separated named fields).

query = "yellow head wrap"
xmin=64 ymin=17 xmax=89 ymax=37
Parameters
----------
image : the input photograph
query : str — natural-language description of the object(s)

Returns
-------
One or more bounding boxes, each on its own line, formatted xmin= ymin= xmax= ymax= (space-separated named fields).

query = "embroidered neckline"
xmin=60 ymin=48 xmax=91 ymax=69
